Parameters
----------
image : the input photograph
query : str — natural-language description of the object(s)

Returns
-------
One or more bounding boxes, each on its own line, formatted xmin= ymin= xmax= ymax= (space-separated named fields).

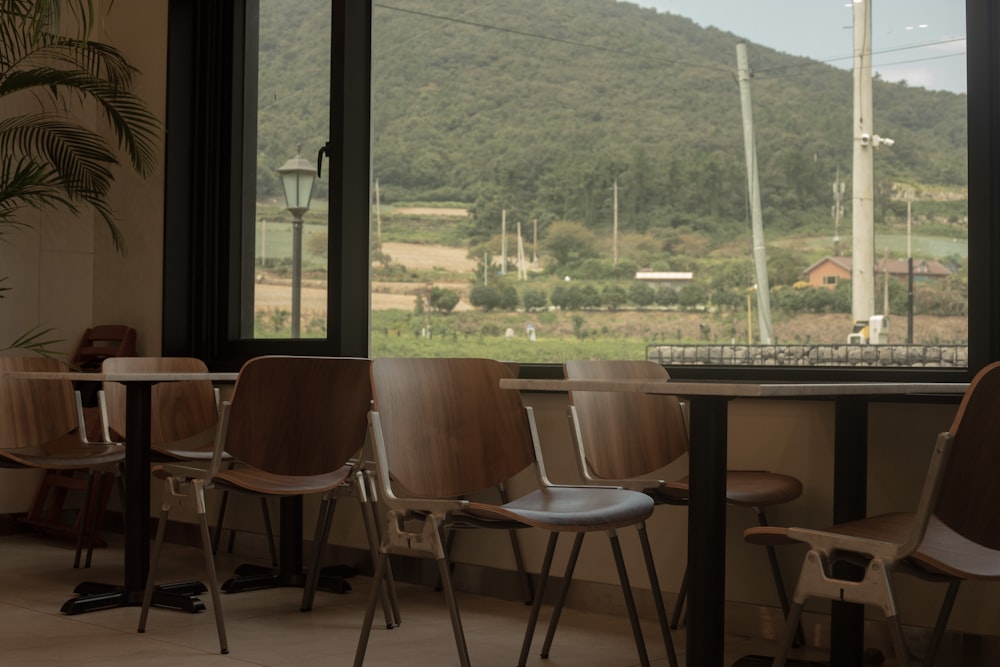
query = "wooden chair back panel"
xmin=72 ymin=325 xmax=136 ymax=371
xmin=102 ymin=357 xmax=218 ymax=443
xmin=934 ymin=361 xmax=1000 ymax=550
xmin=224 ymin=356 xmax=371 ymax=476
xmin=0 ymin=356 xmax=77 ymax=449
xmin=370 ymin=357 xmax=536 ymax=499
xmin=565 ymin=360 xmax=689 ymax=480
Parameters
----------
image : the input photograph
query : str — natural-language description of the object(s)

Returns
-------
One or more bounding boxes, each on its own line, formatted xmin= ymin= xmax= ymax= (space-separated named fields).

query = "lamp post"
xmin=278 ymin=151 xmax=317 ymax=338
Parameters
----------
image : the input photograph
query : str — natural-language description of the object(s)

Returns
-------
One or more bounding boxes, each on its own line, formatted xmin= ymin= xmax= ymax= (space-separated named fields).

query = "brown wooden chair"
xmin=354 ymin=357 xmax=677 ymax=667
xmin=556 ymin=359 xmax=803 ymax=643
xmin=0 ymin=355 xmax=124 ymax=567
xmin=99 ymin=356 xmax=276 ymax=564
xmin=744 ymin=361 xmax=1000 ymax=667
xmin=138 ymin=356 xmax=387 ymax=654
xmin=71 ymin=325 xmax=137 ymax=372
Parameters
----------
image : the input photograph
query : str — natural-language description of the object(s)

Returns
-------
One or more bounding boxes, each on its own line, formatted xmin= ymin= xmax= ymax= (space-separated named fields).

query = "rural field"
xmin=254 ymin=240 xmax=966 ymax=354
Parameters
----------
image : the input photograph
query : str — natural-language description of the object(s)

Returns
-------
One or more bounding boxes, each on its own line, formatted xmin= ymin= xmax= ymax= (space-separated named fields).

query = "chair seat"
xmin=460 ymin=486 xmax=654 ymax=531
xmin=0 ymin=432 xmax=124 ymax=469
xmin=213 ymin=463 xmax=355 ymax=496
xmin=669 ymin=470 xmax=803 ymax=507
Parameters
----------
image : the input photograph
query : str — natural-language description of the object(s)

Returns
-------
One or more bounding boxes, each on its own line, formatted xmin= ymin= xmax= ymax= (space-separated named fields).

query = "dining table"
xmin=499 ymin=376 xmax=967 ymax=667
xmin=5 ymin=369 xmax=237 ymax=614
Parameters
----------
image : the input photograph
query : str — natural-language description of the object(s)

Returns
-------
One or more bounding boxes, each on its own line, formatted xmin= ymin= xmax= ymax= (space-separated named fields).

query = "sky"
xmin=631 ymin=1 xmax=967 ymax=94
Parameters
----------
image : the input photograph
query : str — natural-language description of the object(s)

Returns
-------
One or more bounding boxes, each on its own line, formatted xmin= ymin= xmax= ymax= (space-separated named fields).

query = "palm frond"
xmin=0 ymin=0 xmax=156 ymax=255
xmin=1 ymin=326 xmax=65 ymax=357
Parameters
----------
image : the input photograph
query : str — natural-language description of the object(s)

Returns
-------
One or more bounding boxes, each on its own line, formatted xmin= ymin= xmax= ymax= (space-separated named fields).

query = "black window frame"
xmin=163 ymin=0 xmax=998 ymax=382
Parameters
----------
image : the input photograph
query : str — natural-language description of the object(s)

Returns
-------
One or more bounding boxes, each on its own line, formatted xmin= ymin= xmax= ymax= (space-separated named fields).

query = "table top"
xmin=499 ymin=377 xmax=969 ymax=398
xmin=3 ymin=370 xmax=239 ymax=383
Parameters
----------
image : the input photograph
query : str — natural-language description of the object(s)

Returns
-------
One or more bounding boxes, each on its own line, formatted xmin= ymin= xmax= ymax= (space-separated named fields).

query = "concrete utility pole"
xmin=906 ymin=193 xmax=914 ymax=343
xmin=612 ymin=179 xmax=619 ymax=264
xmin=736 ymin=43 xmax=773 ymax=344
xmin=501 ymin=209 xmax=507 ymax=275
xmin=851 ymin=0 xmax=875 ymax=326
xmin=532 ymin=219 xmax=538 ymax=266
xmin=832 ymin=169 xmax=846 ymax=256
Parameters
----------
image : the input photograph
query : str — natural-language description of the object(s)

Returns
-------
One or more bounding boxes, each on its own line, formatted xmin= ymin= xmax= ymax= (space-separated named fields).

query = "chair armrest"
xmin=156 ymin=462 xmax=213 ymax=481
xmin=783 ymin=526 xmax=904 ymax=561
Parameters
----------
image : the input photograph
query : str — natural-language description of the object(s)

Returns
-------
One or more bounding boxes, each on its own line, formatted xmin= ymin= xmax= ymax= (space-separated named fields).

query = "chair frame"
xmin=0 ymin=355 xmax=125 ymax=568
xmin=555 ymin=359 xmax=802 ymax=643
xmin=353 ymin=357 xmax=676 ymax=667
xmin=137 ymin=356 xmax=396 ymax=654
xmin=747 ymin=360 xmax=1000 ymax=667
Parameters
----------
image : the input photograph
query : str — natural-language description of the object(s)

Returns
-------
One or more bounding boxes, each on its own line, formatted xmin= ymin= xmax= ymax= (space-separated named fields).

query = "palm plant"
xmin=1 ymin=0 xmax=160 ymax=352
xmin=0 ymin=0 xmax=160 ymax=252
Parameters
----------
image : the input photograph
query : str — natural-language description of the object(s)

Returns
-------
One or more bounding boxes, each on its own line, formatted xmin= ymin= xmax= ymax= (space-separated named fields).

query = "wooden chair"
xmin=556 ymin=360 xmax=803 ymax=643
xmin=354 ymin=357 xmax=677 ymax=667
xmin=745 ymin=360 xmax=1000 ymax=667
xmin=0 ymin=355 xmax=124 ymax=568
xmin=138 ymin=356 xmax=389 ymax=654
xmin=71 ymin=325 xmax=137 ymax=372
xmin=99 ymin=356 xmax=276 ymax=564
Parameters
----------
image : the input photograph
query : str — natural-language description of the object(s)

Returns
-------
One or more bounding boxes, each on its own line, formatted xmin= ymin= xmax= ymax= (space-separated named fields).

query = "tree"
xmin=428 ymin=286 xmax=460 ymax=313
xmin=469 ymin=284 xmax=501 ymax=311
xmin=628 ymin=281 xmax=654 ymax=307
xmin=0 ymin=0 xmax=160 ymax=251
xmin=522 ymin=288 xmax=547 ymax=311
xmin=542 ymin=220 xmax=599 ymax=267
xmin=601 ymin=284 xmax=627 ymax=311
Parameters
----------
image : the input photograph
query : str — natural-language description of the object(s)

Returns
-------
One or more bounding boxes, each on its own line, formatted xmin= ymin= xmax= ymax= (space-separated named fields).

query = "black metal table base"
xmin=221 ymin=563 xmax=354 ymax=595
xmin=60 ymin=580 xmax=208 ymax=615
xmin=733 ymin=657 xmax=827 ymax=666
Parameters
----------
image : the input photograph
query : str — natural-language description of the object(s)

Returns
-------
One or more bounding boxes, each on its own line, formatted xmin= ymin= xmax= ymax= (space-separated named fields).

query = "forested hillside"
xmin=256 ymin=0 xmax=967 ymax=245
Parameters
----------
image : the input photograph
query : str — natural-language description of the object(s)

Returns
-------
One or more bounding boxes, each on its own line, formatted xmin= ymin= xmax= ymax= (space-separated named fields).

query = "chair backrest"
xmin=222 ymin=356 xmax=372 ymax=476
xmin=931 ymin=361 xmax=1000 ymax=551
xmin=565 ymin=359 xmax=689 ymax=481
xmin=0 ymin=356 xmax=78 ymax=449
xmin=71 ymin=325 xmax=137 ymax=372
xmin=101 ymin=357 xmax=218 ymax=444
xmin=370 ymin=357 xmax=536 ymax=499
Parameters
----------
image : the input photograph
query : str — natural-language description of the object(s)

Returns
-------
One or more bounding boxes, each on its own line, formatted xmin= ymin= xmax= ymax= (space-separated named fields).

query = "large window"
xmin=164 ymin=0 xmax=1000 ymax=381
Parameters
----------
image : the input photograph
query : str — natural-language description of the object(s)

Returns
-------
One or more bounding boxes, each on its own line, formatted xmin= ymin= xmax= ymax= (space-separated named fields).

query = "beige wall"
xmin=0 ymin=1 xmax=168 ymax=512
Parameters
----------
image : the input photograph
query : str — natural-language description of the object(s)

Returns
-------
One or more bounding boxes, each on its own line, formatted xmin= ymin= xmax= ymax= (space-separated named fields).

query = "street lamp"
xmin=277 ymin=151 xmax=317 ymax=338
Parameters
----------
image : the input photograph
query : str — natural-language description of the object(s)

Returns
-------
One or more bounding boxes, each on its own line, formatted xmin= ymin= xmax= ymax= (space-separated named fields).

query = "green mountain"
xmin=256 ymin=0 xmax=967 ymax=245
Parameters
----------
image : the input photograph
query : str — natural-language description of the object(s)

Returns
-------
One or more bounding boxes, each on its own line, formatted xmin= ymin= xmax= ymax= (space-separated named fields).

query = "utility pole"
xmin=851 ymin=0 xmax=875 ymax=328
xmin=832 ymin=170 xmax=846 ymax=256
xmin=374 ymin=178 xmax=382 ymax=251
xmin=532 ymin=218 xmax=538 ymax=266
xmin=501 ymin=209 xmax=507 ymax=275
xmin=907 ymin=193 xmax=914 ymax=343
xmin=612 ymin=179 xmax=619 ymax=264
xmin=736 ymin=43 xmax=773 ymax=344
xmin=517 ymin=222 xmax=527 ymax=280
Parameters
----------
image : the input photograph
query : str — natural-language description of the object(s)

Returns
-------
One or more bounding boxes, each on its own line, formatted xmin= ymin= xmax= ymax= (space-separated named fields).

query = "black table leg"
xmin=686 ymin=395 xmax=729 ymax=667
xmin=61 ymin=381 xmax=206 ymax=615
xmin=831 ymin=397 xmax=868 ymax=667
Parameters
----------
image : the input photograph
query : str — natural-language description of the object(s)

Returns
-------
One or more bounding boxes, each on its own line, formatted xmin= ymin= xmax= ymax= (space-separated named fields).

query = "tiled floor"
xmin=0 ymin=531 xmax=821 ymax=666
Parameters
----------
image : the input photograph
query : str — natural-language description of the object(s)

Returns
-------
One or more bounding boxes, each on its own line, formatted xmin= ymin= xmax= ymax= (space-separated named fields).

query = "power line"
xmin=753 ymin=36 xmax=966 ymax=78
xmin=374 ymin=3 xmax=730 ymax=75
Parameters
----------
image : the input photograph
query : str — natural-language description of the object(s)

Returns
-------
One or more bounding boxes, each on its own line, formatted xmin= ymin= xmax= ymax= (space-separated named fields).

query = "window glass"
xmin=250 ymin=0 xmax=332 ymax=339
xmin=366 ymin=0 xmax=967 ymax=366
